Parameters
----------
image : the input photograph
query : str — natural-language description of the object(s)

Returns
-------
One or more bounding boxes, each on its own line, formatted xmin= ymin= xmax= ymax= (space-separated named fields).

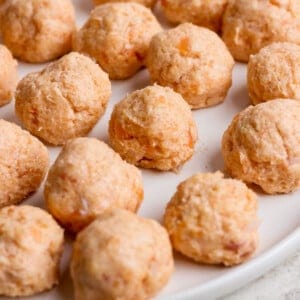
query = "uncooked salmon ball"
xmin=161 ymin=0 xmax=228 ymax=32
xmin=222 ymin=99 xmax=300 ymax=194
xmin=0 ymin=0 xmax=75 ymax=63
xmin=0 ymin=119 xmax=49 ymax=207
xmin=15 ymin=52 xmax=111 ymax=145
xmin=73 ymin=3 xmax=161 ymax=79
xmin=109 ymin=85 xmax=198 ymax=171
xmin=93 ymin=0 xmax=157 ymax=8
xmin=45 ymin=138 xmax=143 ymax=233
xmin=248 ymin=43 xmax=300 ymax=104
xmin=164 ymin=172 xmax=258 ymax=266
xmin=222 ymin=0 xmax=300 ymax=62
xmin=71 ymin=209 xmax=174 ymax=300
xmin=0 ymin=45 xmax=18 ymax=106
xmin=0 ymin=205 xmax=64 ymax=297
xmin=147 ymin=23 xmax=234 ymax=109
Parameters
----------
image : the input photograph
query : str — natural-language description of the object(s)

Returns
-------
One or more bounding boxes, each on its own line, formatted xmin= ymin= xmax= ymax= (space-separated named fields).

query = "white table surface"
xmin=223 ymin=248 xmax=300 ymax=300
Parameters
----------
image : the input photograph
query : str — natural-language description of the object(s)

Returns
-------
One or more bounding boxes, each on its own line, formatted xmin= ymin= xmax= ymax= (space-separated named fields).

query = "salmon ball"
xmin=160 ymin=0 xmax=228 ymax=32
xmin=164 ymin=172 xmax=259 ymax=266
xmin=0 ymin=45 xmax=18 ymax=106
xmin=222 ymin=99 xmax=300 ymax=194
xmin=222 ymin=0 xmax=300 ymax=62
xmin=248 ymin=43 xmax=300 ymax=104
xmin=15 ymin=52 xmax=111 ymax=145
xmin=146 ymin=23 xmax=234 ymax=109
xmin=71 ymin=209 xmax=174 ymax=300
xmin=109 ymin=85 xmax=198 ymax=171
xmin=0 ymin=119 xmax=49 ymax=207
xmin=45 ymin=138 xmax=143 ymax=233
xmin=0 ymin=0 xmax=75 ymax=63
xmin=93 ymin=0 xmax=157 ymax=8
xmin=73 ymin=3 xmax=161 ymax=79
xmin=0 ymin=205 xmax=64 ymax=296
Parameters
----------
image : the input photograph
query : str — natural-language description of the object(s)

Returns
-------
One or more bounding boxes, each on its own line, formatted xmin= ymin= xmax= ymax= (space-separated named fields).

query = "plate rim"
xmin=157 ymin=227 xmax=300 ymax=300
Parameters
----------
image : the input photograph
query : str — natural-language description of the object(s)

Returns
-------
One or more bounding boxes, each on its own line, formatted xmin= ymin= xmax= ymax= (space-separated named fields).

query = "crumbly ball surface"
xmin=146 ymin=23 xmax=234 ymax=109
xmin=0 ymin=119 xmax=49 ymax=207
xmin=45 ymin=138 xmax=143 ymax=232
xmin=0 ymin=205 xmax=64 ymax=297
xmin=222 ymin=0 xmax=300 ymax=62
xmin=164 ymin=172 xmax=258 ymax=266
xmin=0 ymin=45 xmax=18 ymax=106
xmin=222 ymin=99 xmax=300 ymax=194
xmin=71 ymin=209 xmax=174 ymax=300
xmin=93 ymin=0 xmax=157 ymax=8
xmin=0 ymin=0 xmax=75 ymax=63
xmin=248 ymin=42 xmax=300 ymax=104
xmin=161 ymin=0 xmax=228 ymax=32
xmin=15 ymin=52 xmax=111 ymax=145
xmin=73 ymin=2 xmax=161 ymax=79
xmin=109 ymin=85 xmax=198 ymax=171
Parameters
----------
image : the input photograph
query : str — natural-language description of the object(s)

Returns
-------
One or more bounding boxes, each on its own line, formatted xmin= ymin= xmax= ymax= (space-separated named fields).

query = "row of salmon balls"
xmin=1 ymin=0 xmax=300 ymax=64
xmin=2 ymin=2 xmax=300 ymax=110
xmin=1 ymin=0 xmax=300 ymax=108
xmin=2 ymin=1 xmax=300 ymax=111
xmin=3 ymin=35 xmax=300 ymax=114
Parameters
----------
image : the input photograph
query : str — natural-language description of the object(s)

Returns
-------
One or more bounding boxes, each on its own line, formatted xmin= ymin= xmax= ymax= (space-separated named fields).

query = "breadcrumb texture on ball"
xmin=0 ymin=205 xmax=64 ymax=297
xmin=45 ymin=138 xmax=143 ymax=233
xmin=0 ymin=45 xmax=18 ymax=106
xmin=0 ymin=119 xmax=49 ymax=208
xmin=222 ymin=99 xmax=300 ymax=194
xmin=222 ymin=0 xmax=300 ymax=62
xmin=93 ymin=0 xmax=157 ymax=8
xmin=73 ymin=2 xmax=161 ymax=79
xmin=109 ymin=85 xmax=198 ymax=171
xmin=164 ymin=172 xmax=258 ymax=266
xmin=248 ymin=42 xmax=300 ymax=104
xmin=71 ymin=209 xmax=174 ymax=300
xmin=161 ymin=0 xmax=228 ymax=32
xmin=15 ymin=52 xmax=111 ymax=145
xmin=146 ymin=23 xmax=234 ymax=109
xmin=0 ymin=0 xmax=76 ymax=63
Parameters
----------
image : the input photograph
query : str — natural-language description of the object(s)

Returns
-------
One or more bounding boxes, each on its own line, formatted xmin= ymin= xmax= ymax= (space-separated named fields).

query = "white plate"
xmin=1 ymin=1 xmax=300 ymax=299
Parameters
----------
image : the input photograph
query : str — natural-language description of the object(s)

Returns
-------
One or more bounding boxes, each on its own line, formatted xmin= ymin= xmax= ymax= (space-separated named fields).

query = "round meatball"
xmin=109 ymin=85 xmax=198 ymax=171
xmin=161 ymin=0 xmax=228 ymax=32
xmin=45 ymin=138 xmax=143 ymax=233
xmin=71 ymin=209 xmax=174 ymax=300
xmin=0 ymin=205 xmax=64 ymax=297
xmin=0 ymin=0 xmax=75 ymax=63
xmin=248 ymin=42 xmax=300 ymax=104
xmin=146 ymin=23 xmax=234 ymax=109
xmin=93 ymin=0 xmax=157 ymax=8
xmin=0 ymin=119 xmax=49 ymax=207
xmin=73 ymin=3 xmax=161 ymax=79
xmin=222 ymin=99 xmax=300 ymax=194
xmin=15 ymin=52 xmax=111 ymax=145
xmin=222 ymin=0 xmax=300 ymax=62
xmin=0 ymin=45 xmax=18 ymax=106
xmin=164 ymin=172 xmax=258 ymax=266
